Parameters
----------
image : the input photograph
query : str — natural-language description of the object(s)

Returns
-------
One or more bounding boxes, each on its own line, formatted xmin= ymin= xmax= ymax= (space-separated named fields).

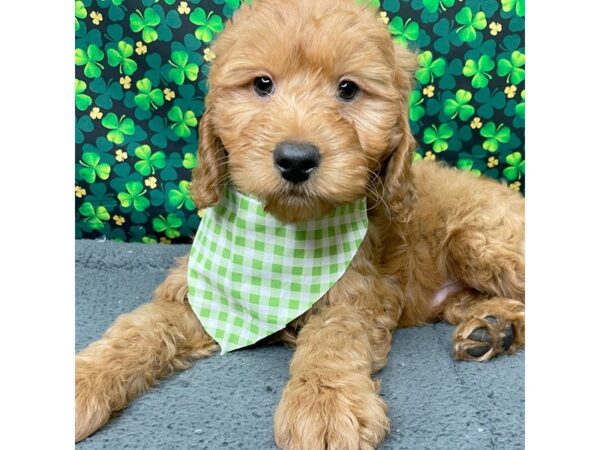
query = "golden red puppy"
xmin=76 ymin=1 xmax=524 ymax=448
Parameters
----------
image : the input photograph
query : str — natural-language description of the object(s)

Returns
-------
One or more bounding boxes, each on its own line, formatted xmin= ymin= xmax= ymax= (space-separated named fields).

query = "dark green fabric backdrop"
xmin=75 ymin=0 xmax=525 ymax=243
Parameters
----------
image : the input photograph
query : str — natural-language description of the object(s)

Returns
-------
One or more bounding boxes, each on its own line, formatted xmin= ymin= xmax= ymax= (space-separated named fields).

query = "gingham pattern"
xmin=188 ymin=185 xmax=369 ymax=353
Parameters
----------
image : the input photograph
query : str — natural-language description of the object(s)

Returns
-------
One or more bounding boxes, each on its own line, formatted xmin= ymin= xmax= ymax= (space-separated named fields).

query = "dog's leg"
xmin=75 ymin=258 xmax=219 ymax=442
xmin=443 ymin=224 xmax=525 ymax=301
xmin=274 ymin=298 xmax=395 ymax=450
xmin=438 ymin=221 xmax=525 ymax=361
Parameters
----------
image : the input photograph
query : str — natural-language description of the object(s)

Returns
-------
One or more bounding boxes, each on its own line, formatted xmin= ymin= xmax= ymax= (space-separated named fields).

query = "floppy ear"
xmin=190 ymin=105 xmax=226 ymax=208
xmin=381 ymin=44 xmax=418 ymax=223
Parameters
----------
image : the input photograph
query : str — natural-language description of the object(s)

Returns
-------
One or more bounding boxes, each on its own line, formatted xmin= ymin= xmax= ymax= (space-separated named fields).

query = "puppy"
xmin=75 ymin=0 xmax=525 ymax=448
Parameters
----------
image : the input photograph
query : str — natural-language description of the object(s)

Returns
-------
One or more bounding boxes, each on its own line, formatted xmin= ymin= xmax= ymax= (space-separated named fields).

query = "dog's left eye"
xmin=337 ymin=80 xmax=360 ymax=102
xmin=253 ymin=76 xmax=275 ymax=97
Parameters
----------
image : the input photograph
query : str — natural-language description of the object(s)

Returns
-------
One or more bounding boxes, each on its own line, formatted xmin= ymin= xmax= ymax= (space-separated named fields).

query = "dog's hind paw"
xmin=75 ymin=360 xmax=113 ymax=442
xmin=453 ymin=315 xmax=518 ymax=361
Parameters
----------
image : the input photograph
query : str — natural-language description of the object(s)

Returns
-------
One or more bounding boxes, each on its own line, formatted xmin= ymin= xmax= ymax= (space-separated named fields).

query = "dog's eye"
xmin=337 ymin=80 xmax=360 ymax=102
xmin=253 ymin=76 xmax=275 ymax=97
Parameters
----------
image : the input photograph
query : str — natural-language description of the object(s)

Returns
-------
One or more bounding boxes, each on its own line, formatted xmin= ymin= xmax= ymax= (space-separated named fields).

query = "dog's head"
xmin=191 ymin=0 xmax=416 ymax=222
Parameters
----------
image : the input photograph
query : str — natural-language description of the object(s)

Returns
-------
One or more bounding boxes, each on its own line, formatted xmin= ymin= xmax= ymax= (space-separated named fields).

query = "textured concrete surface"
xmin=76 ymin=239 xmax=524 ymax=449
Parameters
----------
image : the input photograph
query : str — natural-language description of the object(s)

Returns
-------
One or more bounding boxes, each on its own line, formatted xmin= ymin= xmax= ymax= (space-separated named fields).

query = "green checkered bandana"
xmin=188 ymin=185 xmax=368 ymax=353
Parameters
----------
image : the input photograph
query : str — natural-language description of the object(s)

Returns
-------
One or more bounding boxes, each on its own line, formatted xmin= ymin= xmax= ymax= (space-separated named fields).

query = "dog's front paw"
xmin=274 ymin=375 xmax=389 ymax=450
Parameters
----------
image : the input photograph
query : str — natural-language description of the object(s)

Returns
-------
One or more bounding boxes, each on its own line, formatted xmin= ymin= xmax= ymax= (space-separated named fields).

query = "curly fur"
xmin=75 ymin=1 xmax=525 ymax=447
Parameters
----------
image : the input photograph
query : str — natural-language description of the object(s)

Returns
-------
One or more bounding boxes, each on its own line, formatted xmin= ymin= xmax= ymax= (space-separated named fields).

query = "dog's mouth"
xmin=281 ymin=181 xmax=313 ymax=199
xmin=259 ymin=182 xmax=337 ymax=223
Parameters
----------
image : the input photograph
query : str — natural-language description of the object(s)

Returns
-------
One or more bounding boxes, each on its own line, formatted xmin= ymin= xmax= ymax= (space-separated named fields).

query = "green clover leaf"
xmin=168 ymin=180 xmax=195 ymax=210
xmin=443 ymin=89 xmax=475 ymax=120
xmin=515 ymin=89 xmax=525 ymax=119
xmin=134 ymin=78 xmax=164 ymax=111
xmin=78 ymin=151 xmax=111 ymax=183
xmin=167 ymin=106 xmax=198 ymax=138
xmin=498 ymin=50 xmax=525 ymax=85
xmin=215 ymin=0 xmax=255 ymax=17
xmin=168 ymin=51 xmax=199 ymax=86
xmin=388 ymin=17 xmax=419 ymax=47
xmin=409 ymin=90 xmax=425 ymax=122
xmin=76 ymin=115 xmax=93 ymax=144
xmin=75 ymin=44 xmax=105 ymax=78
xmin=183 ymin=152 xmax=197 ymax=170
xmin=79 ymin=202 xmax=110 ymax=231
xmin=189 ymin=8 xmax=224 ymax=43
xmin=415 ymin=51 xmax=446 ymax=84
xmin=455 ymin=7 xmax=487 ymax=43
xmin=78 ymin=203 xmax=95 ymax=219
xmin=423 ymin=0 xmax=455 ymax=13
xmin=107 ymin=41 xmax=138 ymax=76
xmin=134 ymin=144 xmax=166 ymax=176
xmin=457 ymin=158 xmax=481 ymax=176
xmin=75 ymin=1 xmax=87 ymax=19
xmin=481 ymin=122 xmax=511 ymax=152
xmin=117 ymin=181 xmax=150 ymax=212
xmin=148 ymin=115 xmax=175 ymax=148
xmin=503 ymin=152 xmax=525 ymax=181
xmin=75 ymin=79 xmax=92 ymax=111
xmin=463 ymin=55 xmax=495 ymax=89
xmin=101 ymin=112 xmax=136 ymax=145
xmin=501 ymin=0 xmax=525 ymax=17
xmin=423 ymin=123 xmax=454 ymax=152
xmin=75 ymin=0 xmax=87 ymax=31
xmin=130 ymin=8 xmax=160 ymax=43
xmin=153 ymin=213 xmax=183 ymax=239
xmin=432 ymin=17 xmax=463 ymax=55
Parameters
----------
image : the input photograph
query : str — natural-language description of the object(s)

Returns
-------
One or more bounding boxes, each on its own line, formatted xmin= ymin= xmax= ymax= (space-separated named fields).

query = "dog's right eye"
xmin=253 ymin=76 xmax=275 ymax=97
xmin=337 ymin=80 xmax=360 ymax=102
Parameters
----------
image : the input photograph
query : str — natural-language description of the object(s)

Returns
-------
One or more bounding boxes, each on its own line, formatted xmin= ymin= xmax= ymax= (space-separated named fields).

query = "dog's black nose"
xmin=273 ymin=141 xmax=321 ymax=184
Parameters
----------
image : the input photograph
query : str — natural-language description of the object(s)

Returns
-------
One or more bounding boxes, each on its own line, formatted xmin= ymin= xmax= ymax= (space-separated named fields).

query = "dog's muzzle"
xmin=273 ymin=141 xmax=321 ymax=184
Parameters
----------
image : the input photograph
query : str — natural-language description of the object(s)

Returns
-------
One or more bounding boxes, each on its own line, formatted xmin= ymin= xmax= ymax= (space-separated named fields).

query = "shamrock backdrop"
xmin=75 ymin=0 xmax=525 ymax=243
